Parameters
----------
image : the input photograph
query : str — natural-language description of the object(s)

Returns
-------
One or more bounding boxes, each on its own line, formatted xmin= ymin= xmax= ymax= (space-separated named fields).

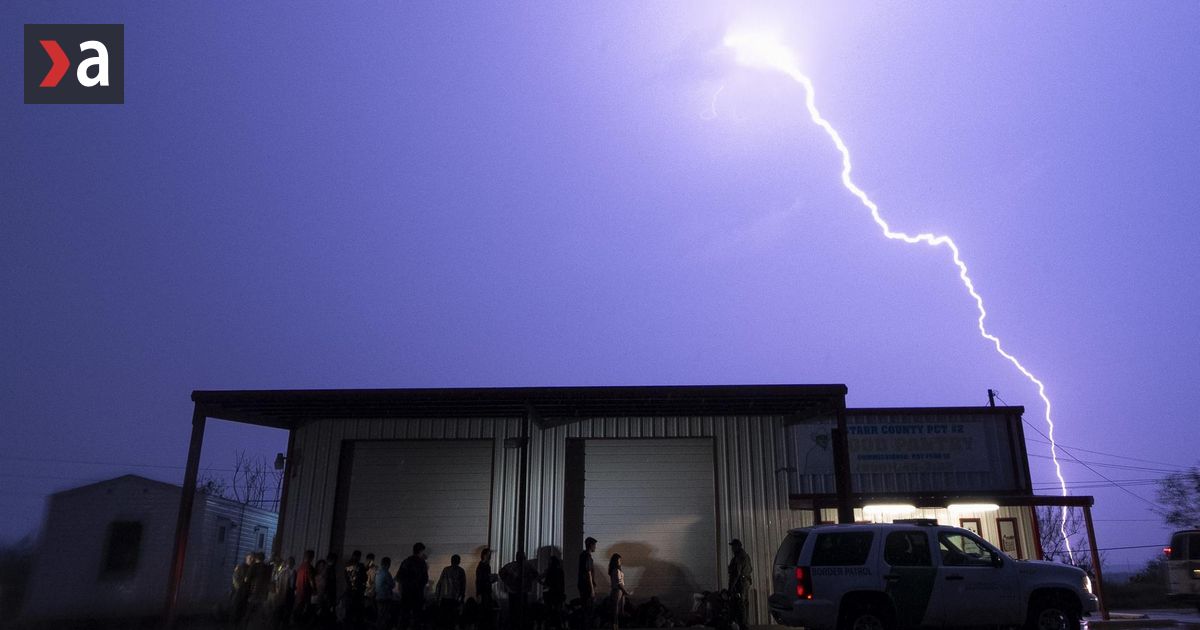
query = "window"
xmin=1173 ymin=533 xmax=1200 ymax=561
xmin=774 ymin=532 xmax=809 ymax=566
xmin=258 ymin=533 xmax=266 ymax=549
xmin=218 ymin=526 xmax=226 ymax=543
xmin=884 ymin=531 xmax=932 ymax=567
xmin=938 ymin=531 xmax=996 ymax=567
xmin=100 ymin=521 xmax=142 ymax=578
xmin=811 ymin=532 xmax=874 ymax=566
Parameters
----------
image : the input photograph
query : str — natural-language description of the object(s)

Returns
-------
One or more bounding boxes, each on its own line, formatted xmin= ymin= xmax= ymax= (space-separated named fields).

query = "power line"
xmin=1024 ymin=437 xmax=1191 ymax=470
xmin=1092 ymin=544 xmax=1166 ymax=552
xmin=1033 ymin=479 xmax=1163 ymax=491
xmin=1017 ymin=415 xmax=1163 ymax=511
xmin=1033 ymin=477 xmax=1164 ymax=486
xmin=1027 ymin=453 xmax=1181 ymax=475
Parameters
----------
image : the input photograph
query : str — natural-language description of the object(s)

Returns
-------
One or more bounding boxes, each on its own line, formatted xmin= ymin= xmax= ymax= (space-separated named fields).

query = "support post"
xmin=165 ymin=404 xmax=206 ymax=628
xmin=272 ymin=427 xmax=295 ymax=559
xmin=518 ymin=413 xmax=531 ymax=553
xmin=833 ymin=403 xmax=854 ymax=524
xmin=1082 ymin=505 xmax=1109 ymax=621
xmin=1028 ymin=506 xmax=1044 ymax=560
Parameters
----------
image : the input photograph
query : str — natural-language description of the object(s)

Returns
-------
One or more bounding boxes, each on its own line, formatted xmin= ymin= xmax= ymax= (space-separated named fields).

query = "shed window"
xmin=100 ymin=521 xmax=142 ymax=578
xmin=218 ymin=526 xmax=226 ymax=543
xmin=258 ymin=533 xmax=265 ymax=549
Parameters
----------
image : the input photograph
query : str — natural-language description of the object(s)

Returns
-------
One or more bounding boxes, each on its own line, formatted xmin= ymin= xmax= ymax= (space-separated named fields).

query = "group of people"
xmin=228 ymin=536 xmax=754 ymax=630
xmin=227 ymin=545 xmax=440 ymax=630
xmin=573 ymin=537 xmax=751 ymax=630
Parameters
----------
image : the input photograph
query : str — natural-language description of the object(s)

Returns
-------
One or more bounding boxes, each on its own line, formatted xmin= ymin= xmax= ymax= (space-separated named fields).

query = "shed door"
xmin=583 ymin=438 xmax=717 ymax=612
xmin=340 ymin=440 xmax=492 ymax=598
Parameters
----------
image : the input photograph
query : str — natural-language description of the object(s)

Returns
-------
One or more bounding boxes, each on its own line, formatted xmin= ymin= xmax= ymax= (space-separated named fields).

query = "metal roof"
xmin=191 ymin=383 xmax=849 ymax=430
xmin=846 ymin=406 xmax=1025 ymax=416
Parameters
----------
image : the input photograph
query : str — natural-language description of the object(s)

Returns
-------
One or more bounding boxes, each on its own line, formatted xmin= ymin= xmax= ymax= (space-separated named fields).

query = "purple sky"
xmin=3 ymin=3 xmax=1198 ymax=571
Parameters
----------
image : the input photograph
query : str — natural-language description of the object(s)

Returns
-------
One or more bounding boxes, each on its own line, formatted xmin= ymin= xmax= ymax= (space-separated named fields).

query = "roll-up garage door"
xmin=583 ymin=439 xmax=717 ymax=613
xmin=340 ymin=440 xmax=492 ymax=598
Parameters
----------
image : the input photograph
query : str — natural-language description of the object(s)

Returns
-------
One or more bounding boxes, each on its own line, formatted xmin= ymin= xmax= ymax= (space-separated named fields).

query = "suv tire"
xmin=1025 ymin=597 xmax=1080 ymax=630
xmin=839 ymin=602 xmax=894 ymax=630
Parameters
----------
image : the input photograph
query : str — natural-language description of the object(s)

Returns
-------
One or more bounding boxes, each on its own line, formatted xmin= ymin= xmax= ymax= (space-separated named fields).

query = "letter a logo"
xmin=24 ymin=24 xmax=123 ymax=104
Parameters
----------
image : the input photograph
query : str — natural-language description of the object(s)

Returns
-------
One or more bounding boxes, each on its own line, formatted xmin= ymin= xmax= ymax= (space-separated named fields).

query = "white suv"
xmin=1166 ymin=530 xmax=1200 ymax=610
xmin=768 ymin=520 xmax=1098 ymax=630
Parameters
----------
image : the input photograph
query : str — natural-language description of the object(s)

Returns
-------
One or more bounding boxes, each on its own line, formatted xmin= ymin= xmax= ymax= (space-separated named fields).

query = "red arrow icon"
xmin=38 ymin=40 xmax=69 ymax=87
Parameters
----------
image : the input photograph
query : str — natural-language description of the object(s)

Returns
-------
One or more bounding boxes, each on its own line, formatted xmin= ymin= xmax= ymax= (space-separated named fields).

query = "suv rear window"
xmin=811 ymin=532 xmax=874 ymax=566
xmin=775 ymin=531 xmax=809 ymax=566
xmin=1174 ymin=533 xmax=1200 ymax=561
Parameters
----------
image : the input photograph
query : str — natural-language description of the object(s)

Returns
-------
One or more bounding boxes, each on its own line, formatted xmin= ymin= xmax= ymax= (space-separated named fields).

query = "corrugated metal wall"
xmin=280 ymin=414 xmax=799 ymax=623
xmin=281 ymin=417 xmax=525 ymax=562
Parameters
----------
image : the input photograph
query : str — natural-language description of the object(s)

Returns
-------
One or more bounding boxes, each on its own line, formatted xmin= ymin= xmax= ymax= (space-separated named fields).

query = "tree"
xmin=1156 ymin=466 xmax=1200 ymax=529
xmin=197 ymin=450 xmax=283 ymax=510
xmin=1036 ymin=506 xmax=1097 ymax=572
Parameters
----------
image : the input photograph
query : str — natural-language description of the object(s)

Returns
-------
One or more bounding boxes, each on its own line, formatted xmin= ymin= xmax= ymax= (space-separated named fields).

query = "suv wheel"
xmin=1026 ymin=599 xmax=1080 ymax=630
xmin=840 ymin=604 xmax=893 ymax=630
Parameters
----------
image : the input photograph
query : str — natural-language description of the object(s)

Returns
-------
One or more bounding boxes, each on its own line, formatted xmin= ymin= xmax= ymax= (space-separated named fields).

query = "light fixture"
xmin=862 ymin=504 xmax=916 ymax=515
xmin=947 ymin=503 xmax=1000 ymax=513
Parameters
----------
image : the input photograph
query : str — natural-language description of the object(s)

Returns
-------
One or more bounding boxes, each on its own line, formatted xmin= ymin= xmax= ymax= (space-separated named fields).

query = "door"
xmin=339 ymin=440 xmax=493 ymax=598
xmin=881 ymin=530 xmax=938 ymax=627
xmin=582 ymin=439 xmax=717 ymax=613
xmin=932 ymin=528 xmax=1021 ymax=626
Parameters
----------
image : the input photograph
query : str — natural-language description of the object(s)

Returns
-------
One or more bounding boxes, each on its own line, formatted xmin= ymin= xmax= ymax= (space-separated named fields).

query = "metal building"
xmin=167 ymin=385 xmax=1100 ymax=625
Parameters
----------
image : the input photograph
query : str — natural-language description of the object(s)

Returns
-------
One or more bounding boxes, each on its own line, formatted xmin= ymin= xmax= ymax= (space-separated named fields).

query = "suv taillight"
xmin=795 ymin=566 xmax=813 ymax=600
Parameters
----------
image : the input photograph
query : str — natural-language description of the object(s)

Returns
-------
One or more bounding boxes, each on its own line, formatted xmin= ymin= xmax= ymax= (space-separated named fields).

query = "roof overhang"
xmin=192 ymin=383 xmax=849 ymax=431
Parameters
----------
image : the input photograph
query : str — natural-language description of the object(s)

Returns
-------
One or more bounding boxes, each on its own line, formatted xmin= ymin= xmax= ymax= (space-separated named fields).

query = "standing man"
xmin=541 ymin=556 xmax=566 ymax=630
xmin=345 ymin=550 xmax=368 ymax=628
xmin=365 ymin=553 xmax=379 ymax=623
xmin=399 ymin=543 xmax=430 ymax=630
xmin=727 ymin=539 xmax=752 ymax=630
xmin=232 ymin=552 xmax=254 ymax=626
xmin=434 ymin=554 xmax=467 ymax=629
xmin=294 ymin=550 xmax=316 ymax=626
xmin=376 ymin=557 xmax=397 ymax=630
xmin=244 ymin=551 xmax=274 ymax=629
xmin=476 ymin=548 xmax=497 ymax=630
xmin=576 ymin=537 xmax=597 ymax=629
xmin=499 ymin=551 xmax=534 ymax=630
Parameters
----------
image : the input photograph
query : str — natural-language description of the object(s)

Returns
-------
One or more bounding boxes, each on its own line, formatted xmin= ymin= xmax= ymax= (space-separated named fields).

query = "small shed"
xmin=23 ymin=474 xmax=277 ymax=621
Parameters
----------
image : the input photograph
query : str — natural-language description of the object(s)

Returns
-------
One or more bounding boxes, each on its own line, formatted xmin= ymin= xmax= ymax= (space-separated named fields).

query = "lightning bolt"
xmin=723 ymin=28 xmax=1075 ymax=562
